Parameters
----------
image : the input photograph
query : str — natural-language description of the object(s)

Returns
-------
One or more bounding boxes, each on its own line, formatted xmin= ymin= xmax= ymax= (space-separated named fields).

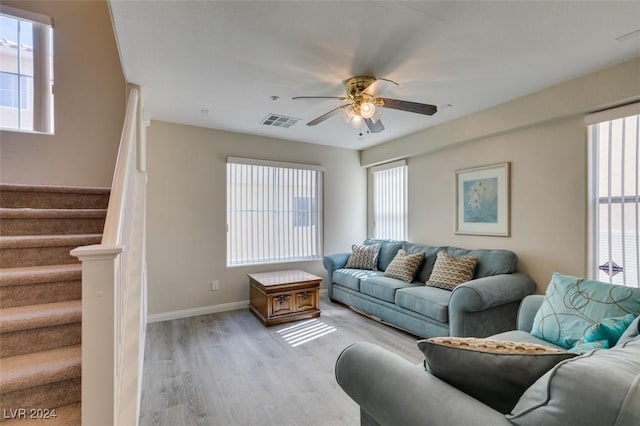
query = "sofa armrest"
xmin=450 ymin=272 xmax=536 ymax=313
xmin=517 ymin=294 xmax=544 ymax=332
xmin=323 ymin=252 xmax=350 ymax=273
xmin=323 ymin=253 xmax=350 ymax=299
xmin=335 ymin=342 xmax=510 ymax=426
xmin=448 ymin=273 xmax=536 ymax=337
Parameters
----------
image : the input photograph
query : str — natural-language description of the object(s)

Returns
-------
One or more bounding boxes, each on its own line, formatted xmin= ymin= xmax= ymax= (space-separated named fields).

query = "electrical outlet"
xmin=211 ymin=280 xmax=219 ymax=291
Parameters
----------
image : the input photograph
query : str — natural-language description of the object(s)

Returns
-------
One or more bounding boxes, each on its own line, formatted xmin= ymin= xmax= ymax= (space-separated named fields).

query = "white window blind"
xmin=587 ymin=103 xmax=640 ymax=287
xmin=0 ymin=5 xmax=54 ymax=133
xmin=226 ymin=157 xmax=324 ymax=266
xmin=372 ymin=160 xmax=408 ymax=240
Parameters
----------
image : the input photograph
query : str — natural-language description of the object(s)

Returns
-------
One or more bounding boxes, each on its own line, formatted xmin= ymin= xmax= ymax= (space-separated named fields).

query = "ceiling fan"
xmin=292 ymin=76 xmax=437 ymax=134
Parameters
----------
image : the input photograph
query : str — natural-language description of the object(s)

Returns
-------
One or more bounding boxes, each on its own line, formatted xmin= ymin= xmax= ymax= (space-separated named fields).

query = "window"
xmin=372 ymin=160 xmax=408 ymax=240
xmin=0 ymin=6 xmax=53 ymax=133
xmin=226 ymin=157 xmax=324 ymax=266
xmin=587 ymin=103 xmax=640 ymax=287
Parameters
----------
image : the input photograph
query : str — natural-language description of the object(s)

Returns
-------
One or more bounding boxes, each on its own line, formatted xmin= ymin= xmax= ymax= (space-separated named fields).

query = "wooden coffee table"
xmin=248 ymin=269 xmax=321 ymax=326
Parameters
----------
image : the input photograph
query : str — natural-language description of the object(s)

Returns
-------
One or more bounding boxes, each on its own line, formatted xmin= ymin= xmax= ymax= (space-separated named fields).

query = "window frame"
xmin=587 ymin=102 xmax=640 ymax=287
xmin=226 ymin=156 xmax=324 ymax=267
xmin=0 ymin=5 xmax=53 ymax=134
xmin=371 ymin=159 xmax=408 ymax=241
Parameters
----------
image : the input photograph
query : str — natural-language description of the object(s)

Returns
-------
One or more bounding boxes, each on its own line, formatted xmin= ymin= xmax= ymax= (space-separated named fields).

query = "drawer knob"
xmin=276 ymin=295 xmax=290 ymax=304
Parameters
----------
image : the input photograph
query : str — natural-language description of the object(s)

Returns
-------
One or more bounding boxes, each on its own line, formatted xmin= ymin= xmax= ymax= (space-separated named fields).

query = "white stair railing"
xmin=71 ymin=85 xmax=147 ymax=426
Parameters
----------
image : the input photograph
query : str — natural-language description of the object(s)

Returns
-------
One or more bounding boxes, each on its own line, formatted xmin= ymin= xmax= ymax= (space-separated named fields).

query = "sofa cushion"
xmin=508 ymin=337 xmax=640 ymax=426
xmin=360 ymin=276 xmax=418 ymax=303
xmin=531 ymin=272 xmax=640 ymax=349
xmin=402 ymin=243 xmax=441 ymax=282
xmin=383 ymin=249 xmax=424 ymax=282
xmin=395 ymin=286 xmax=450 ymax=323
xmin=445 ymin=247 xmax=518 ymax=278
xmin=345 ymin=244 xmax=381 ymax=270
xmin=418 ymin=337 xmax=576 ymax=414
xmin=333 ymin=269 xmax=383 ymax=292
xmin=363 ymin=239 xmax=403 ymax=271
xmin=426 ymin=251 xmax=478 ymax=291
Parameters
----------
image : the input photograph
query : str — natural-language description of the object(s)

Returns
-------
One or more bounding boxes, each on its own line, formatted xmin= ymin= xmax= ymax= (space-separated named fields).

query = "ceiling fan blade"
xmin=306 ymin=105 xmax=348 ymax=126
xmin=292 ymin=96 xmax=348 ymax=101
xmin=378 ymin=98 xmax=437 ymax=116
xmin=364 ymin=117 xmax=385 ymax=133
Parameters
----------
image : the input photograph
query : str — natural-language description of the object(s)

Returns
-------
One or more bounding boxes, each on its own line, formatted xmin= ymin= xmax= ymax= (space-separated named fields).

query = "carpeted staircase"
xmin=0 ymin=184 xmax=110 ymax=425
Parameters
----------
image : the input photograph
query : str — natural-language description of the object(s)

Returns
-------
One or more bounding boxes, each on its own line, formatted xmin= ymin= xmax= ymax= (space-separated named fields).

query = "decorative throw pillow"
xmin=418 ymin=337 xmax=576 ymax=414
xmin=530 ymin=272 xmax=640 ymax=349
xmin=580 ymin=314 xmax=636 ymax=348
xmin=344 ymin=244 xmax=381 ymax=270
xmin=426 ymin=251 xmax=477 ymax=290
xmin=383 ymin=249 xmax=425 ymax=282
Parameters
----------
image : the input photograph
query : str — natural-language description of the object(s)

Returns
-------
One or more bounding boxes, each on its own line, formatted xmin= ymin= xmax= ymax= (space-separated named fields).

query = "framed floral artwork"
xmin=455 ymin=162 xmax=510 ymax=236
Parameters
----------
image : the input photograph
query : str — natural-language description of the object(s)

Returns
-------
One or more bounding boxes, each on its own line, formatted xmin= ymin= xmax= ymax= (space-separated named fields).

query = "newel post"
xmin=70 ymin=244 xmax=123 ymax=426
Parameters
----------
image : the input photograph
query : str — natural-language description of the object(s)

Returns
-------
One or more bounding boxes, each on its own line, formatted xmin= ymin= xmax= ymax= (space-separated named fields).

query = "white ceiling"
xmin=108 ymin=1 xmax=640 ymax=150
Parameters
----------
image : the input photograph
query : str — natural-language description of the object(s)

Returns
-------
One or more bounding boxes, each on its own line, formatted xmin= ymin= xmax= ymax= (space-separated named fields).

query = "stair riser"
xmin=0 ymin=247 xmax=81 ymax=268
xmin=0 ymin=377 xmax=81 ymax=422
xmin=1 ymin=218 xmax=105 ymax=236
xmin=0 ymin=280 xmax=81 ymax=308
xmin=0 ymin=192 xmax=109 ymax=210
xmin=1 ymin=323 xmax=81 ymax=358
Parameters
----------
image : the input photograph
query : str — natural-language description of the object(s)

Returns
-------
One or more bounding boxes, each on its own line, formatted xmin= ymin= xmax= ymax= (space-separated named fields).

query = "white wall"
xmin=364 ymin=58 xmax=640 ymax=292
xmin=146 ymin=121 xmax=366 ymax=316
xmin=0 ymin=1 xmax=125 ymax=187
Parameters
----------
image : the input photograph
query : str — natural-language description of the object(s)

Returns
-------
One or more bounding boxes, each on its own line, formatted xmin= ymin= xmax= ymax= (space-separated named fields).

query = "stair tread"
xmin=0 ymin=264 xmax=82 ymax=287
xmin=0 ymin=300 xmax=81 ymax=333
xmin=1 ymin=403 xmax=80 ymax=425
xmin=0 ymin=234 xmax=102 ymax=249
xmin=0 ymin=345 xmax=81 ymax=394
xmin=0 ymin=208 xmax=107 ymax=219
xmin=0 ymin=184 xmax=110 ymax=195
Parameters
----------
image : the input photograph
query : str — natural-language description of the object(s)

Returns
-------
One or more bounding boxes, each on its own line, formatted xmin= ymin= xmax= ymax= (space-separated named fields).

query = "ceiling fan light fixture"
xmin=360 ymin=101 xmax=376 ymax=119
xmin=350 ymin=114 xmax=363 ymax=128
xmin=342 ymin=106 xmax=356 ymax=123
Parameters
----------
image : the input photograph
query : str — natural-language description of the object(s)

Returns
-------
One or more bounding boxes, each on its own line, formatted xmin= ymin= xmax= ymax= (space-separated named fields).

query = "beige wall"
xmin=364 ymin=58 xmax=640 ymax=292
xmin=0 ymin=1 xmax=125 ymax=187
xmin=146 ymin=121 xmax=366 ymax=315
xmin=404 ymin=117 xmax=586 ymax=291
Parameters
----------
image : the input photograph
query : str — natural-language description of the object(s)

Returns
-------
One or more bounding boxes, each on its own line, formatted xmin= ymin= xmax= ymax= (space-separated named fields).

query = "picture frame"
xmin=455 ymin=162 xmax=510 ymax=236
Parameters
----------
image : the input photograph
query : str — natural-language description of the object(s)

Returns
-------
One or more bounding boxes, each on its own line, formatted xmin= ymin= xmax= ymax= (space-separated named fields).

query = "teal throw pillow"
xmin=531 ymin=272 xmax=640 ymax=349
xmin=583 ymin=314 xmax=636 ymax=346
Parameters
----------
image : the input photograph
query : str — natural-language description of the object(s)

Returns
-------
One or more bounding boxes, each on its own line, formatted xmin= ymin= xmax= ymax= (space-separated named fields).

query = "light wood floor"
xmin=139 ymin=297 xmax=423 ymax=426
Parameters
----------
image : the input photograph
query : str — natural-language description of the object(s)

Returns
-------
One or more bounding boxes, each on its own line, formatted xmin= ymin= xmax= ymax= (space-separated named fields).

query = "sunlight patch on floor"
xmin=277 ymin=319 xmax=336 ymax=347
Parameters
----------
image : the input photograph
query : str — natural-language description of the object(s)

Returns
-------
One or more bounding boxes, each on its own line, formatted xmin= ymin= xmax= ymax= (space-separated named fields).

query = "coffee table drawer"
xmin=295 ymin=290 xmax=317 ymax=312
xmin=270 ymin=292 xmax=294 ymax=317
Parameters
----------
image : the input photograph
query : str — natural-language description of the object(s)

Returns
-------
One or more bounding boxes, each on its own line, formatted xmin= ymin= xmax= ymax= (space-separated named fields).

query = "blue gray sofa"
xmin=323 ymin=239 xmax=536 ymax=338
xmin=336 ymin=294 xmax=640 ymax=426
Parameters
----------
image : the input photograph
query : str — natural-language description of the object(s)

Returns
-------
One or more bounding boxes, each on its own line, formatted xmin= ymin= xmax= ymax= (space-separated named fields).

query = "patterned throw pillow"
xmin=426 ymin=251 xmax=477 ymax=290
xmin=383 ymin=249 xmax=425 ymax=282
xmin=344 ymin=244 xmax=381 ymax=270
xmin=418 ymin=337 xmax=576 ymax=414
xmin=531 ymin=272 xmax=640 ymax=349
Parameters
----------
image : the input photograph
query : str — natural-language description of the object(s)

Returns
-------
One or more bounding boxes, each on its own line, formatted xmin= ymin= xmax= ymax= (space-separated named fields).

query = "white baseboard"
xmin=147 ymin=300 xmax=249 ymax=323
xmin=147 ymin=288 xmax=328 ymax=323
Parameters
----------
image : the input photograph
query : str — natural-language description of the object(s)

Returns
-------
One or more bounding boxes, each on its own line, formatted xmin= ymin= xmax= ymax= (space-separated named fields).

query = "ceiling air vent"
xmin=261 ymin=114 xmax=300 ymax=128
